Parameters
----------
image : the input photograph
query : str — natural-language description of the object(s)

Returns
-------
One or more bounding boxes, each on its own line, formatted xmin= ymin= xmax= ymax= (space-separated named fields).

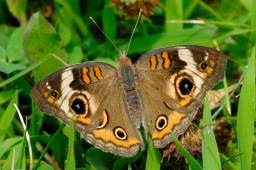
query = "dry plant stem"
xmin=167 ymin=19 xmax=206 ymax=24
xmin=36 ymin=142 xmax=62 ymax=170
xmin=14 ymin=104 xmax=33 ymax=170
xmin=50 ymin=53 xmax=69 ymax=66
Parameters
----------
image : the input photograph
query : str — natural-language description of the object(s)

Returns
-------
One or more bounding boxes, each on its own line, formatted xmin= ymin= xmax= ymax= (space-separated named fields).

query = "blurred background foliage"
xmin=0 ymin=0 xmax=255 ymax=170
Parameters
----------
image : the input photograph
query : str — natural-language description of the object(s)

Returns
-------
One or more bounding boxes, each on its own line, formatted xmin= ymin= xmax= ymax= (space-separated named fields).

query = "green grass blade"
xmin=202 ymin=97 xmax=221 ymax=170
xmin=0 ymin=90 xmax=14 ymax=105
xmin=64 ymin=118 xmax=76 ymax=170
xmin=165 ymin=0 xmax=183 ymax=31
xmin=0 ymin=56 xmax=49 ymax=88
xmin=145 ymin=138 xmax=160 ymax=170
xmin=0 ymin=137 xmax=22 ymax=158
xmin=34 ymin=124 xmax=65 ymax=169
xmin=0 ymin=90 xmax=18 ymax=134
xmin=2 ymin=149 xmax=14 ymax=170
xmin=171 ymin=133 xmax=202 ymax=170
xmin=237 ymin=45 xmax=255 ymax=170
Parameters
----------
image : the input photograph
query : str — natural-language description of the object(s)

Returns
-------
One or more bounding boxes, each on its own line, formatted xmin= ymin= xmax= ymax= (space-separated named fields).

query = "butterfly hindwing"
xmin=135 ymin=45 xmax=226 ymax=148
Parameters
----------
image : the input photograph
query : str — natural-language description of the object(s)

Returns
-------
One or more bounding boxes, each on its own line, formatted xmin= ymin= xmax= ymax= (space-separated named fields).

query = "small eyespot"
xmin=179 ymin=78 xmax=194 ymax=95
xmin=114 ymin=127 xmax=127 ymax=140
xmin=200 ymin=62 xmax=208 ymax=70
xmin=70 ymin=95 xmax=88 ymax=116
xmin=97 ymin=111 xmax=108 ymax=129
xmin=50 ymin=90 xmax=59 ymax=98
xmin=156 ymin=115 xmax=168 ymax=131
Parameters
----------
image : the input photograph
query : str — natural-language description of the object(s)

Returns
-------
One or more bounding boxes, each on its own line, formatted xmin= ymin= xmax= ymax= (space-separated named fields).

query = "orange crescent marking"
xmin=179 ymin=97 xmax=192 ymax=106
xmin=150 ymin=55 xmax=158 ymax=70
xmin=93 ymin=66 xmax=104 ymax=80
xmin=82 ymin=67 xmax=91 ymax=84
xmin=92 ymin=129 xmax=140 ymax=148
xmin=75 ymin=116 xmax=92 ymax=125
xmin=162 ymin=51 xmax=172 ymax=69
xmin=152 ymin=111 xmax=185 ymax=140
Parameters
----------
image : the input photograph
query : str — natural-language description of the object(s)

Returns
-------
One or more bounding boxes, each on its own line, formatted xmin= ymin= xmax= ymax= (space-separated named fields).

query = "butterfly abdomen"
xmin=118 ymin=64 xmax=143 ymax=128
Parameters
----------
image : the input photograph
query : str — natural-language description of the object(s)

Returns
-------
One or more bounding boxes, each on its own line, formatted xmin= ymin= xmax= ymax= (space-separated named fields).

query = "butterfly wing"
xmin=32 ymin=62 xmax=143 ymax=156
xmin=135 ymin=45 xmax=226 ymax=148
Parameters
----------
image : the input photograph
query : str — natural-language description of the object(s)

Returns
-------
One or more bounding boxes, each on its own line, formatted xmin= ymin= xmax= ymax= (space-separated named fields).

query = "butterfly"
xmin=32 ymin=45 xmax=226 ymax=157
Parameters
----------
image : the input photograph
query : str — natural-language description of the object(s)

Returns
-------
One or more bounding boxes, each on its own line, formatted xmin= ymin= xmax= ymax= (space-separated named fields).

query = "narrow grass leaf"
xmin=0 ymin=90 xmax=14 ymax=105
xmin=0 ymin=137 xmax=22 ymax=158
xmin=34 ymin=124 xmax=65 ymax=169
xmin=165 ymin=0 xmax=183 ymax=31
xmin=13 ymin=142 xmax=26 ymax=170
xmin=0 ymin=56 xmax=49 ymax=88
xmin=2 ymin=150 xmax=14 ymax=170
xmin=202 ymin=96 xmax=221 ymax=170
xmin=171 ymin=133 xmax=202 ymax=170
xmin=146 ymin=138 xmax=160 ymax=170
xmin=64 ymin=118 xmax=76 ymax=170
xmin=0 ymin=90 xmax=18 ymax=134
xmin=237 ymin=45 xmax=255 ymax=170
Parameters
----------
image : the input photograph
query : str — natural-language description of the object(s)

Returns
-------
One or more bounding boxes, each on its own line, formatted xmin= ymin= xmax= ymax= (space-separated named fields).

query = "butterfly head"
xmin=118 ymin=51 xmax=132 ymax=67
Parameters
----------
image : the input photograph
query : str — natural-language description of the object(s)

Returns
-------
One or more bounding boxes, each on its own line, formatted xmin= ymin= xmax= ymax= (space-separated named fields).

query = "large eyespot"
xmin=97 ymin=110 xmax=108 ymax=129
xmin=114 ymin=127 xmax=127 ymax=140
xmin=179 ymin=78 xmax=193 ymax=95
xmin=176 ymin=75 xmax=195 ymax=97
xmin=70 ymin=95 xmax=88 ymax=116
xmin=155 ymin=115 xmax=168 ymax=131
xmin=50 ymin=90 xmax=59 ymax=98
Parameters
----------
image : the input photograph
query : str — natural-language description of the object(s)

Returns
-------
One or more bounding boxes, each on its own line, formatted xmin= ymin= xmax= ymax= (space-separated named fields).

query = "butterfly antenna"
xmin=89 ymin=17 xmax=121 ymax=54
xmin=125 ymin=9 xmax=143 ymax=55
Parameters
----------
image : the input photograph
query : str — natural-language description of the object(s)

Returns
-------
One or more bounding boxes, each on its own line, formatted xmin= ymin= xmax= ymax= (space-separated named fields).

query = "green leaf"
xmin=6 ymin=0 xmax=27 ymax=25
xmin=86 ymin=148 xmax=115 ymax=170
xmin=0 ymin=46 xmax=6 ymax=62
xmin=24 ymin=12 xmax=68 ymax=81
xmin=171 ymin=133 xmax=202 ymax=170
xmin=69 ymin=46 xmax=84 ymax=64
xmin=103 ymin=1 xmax=116 ymax=39
xmin=0 ymin=137 xmax=22 ymax=158
xmin=0 ymin=56 xmax=49 ymax=88
xmin=37 ymin=162 xmax=55 ymax=170
xmin=165 ymin=0 xmax=183 ymax=31
xmin=0 ymin=61 xmax=26 ymax=74
xmin=0 ymin=90 xmax=14 ymax=105
xmin=146 ymin=138 xmax=160 ymax=170
xmin=6 ymin=27 xmax=25 ymax=62
xmin=64 ymin=118 xmax=76 ymax=170
xmin=57 ymin=23 xmax=72 ymax=46
xmin=237 ymin=45 xmax=255 ymax=170
xmin=202 ymin=97 xmax=221 ymax=170
xmin=122 ymin=26 xmax=217 ymax=55
xmin=0 ymin=90 xmax=18 ymax=135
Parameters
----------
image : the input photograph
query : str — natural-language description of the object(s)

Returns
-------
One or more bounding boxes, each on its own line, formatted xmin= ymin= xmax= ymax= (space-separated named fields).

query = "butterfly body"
xmin=32 ymin=45 xmax=226 ymax=157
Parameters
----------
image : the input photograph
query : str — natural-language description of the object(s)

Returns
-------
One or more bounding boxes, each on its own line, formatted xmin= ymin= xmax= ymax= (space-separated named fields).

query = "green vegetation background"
xmin=0 ymin=0 xmax=255 ymax=170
